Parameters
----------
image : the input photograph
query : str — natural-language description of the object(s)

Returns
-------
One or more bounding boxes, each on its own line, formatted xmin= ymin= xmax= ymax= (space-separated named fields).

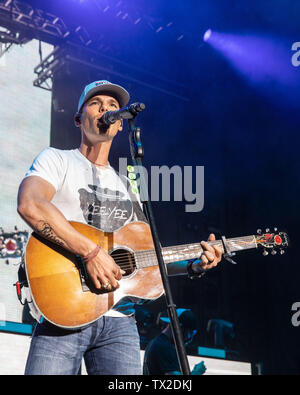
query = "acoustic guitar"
xmin=24 ymin=221 xmax=288 ymax=329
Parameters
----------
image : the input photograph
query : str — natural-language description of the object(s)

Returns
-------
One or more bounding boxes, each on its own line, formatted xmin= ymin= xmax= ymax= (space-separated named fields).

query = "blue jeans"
xmin=25 ymin=316 xmax=142 ymax=375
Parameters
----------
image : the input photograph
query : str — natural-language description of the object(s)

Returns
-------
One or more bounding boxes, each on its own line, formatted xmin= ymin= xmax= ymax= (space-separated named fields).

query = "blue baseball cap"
xmin=77 ymin=80 xmax=130 ymax=113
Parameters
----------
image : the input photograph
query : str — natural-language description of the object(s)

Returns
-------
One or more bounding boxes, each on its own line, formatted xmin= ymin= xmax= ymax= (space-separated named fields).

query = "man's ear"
xmin=74 ymin=112 xmax=81 ymax=127
xmin=118 ymin=119 xmax=123 ymax=131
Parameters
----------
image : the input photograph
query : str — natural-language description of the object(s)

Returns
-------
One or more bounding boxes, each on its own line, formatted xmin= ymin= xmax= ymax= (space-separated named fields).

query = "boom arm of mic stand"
xmin=127 ymin=118 xmax=191 ymax=376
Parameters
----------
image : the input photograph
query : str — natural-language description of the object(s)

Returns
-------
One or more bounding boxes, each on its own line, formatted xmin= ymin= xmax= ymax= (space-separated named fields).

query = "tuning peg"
xmin=280 ymin=249 xmax=285 ymax=255
xmin=274 ymin=227 xmax=278 ymax=232
xmin=265 ymin=228 xmax=270 ymax=233
xmin=257 ymin=229 xmax=262 ymax=235
xmin=271 ymin=250 xmax=277 ymax=255
xmin=263 ymin=249 xmax=269 ymax=256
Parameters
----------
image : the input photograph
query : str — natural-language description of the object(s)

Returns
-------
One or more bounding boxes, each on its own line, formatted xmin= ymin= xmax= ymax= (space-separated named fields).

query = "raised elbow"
xmin=17 ymin=199 xmax=38 ymax=221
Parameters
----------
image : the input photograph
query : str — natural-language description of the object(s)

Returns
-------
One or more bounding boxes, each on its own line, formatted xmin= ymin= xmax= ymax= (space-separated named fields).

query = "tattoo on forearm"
xmin=36 ymin=221 xmax=66 ymax=248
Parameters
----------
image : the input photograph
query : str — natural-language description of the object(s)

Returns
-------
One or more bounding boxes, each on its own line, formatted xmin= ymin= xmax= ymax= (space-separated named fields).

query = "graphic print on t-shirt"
xmin=78 ymin=184 xmax=133 ymax=232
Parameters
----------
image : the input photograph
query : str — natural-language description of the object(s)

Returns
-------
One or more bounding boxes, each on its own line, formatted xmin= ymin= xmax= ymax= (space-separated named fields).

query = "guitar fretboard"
xmin=135 ymin=235 xmax=257 ymax=268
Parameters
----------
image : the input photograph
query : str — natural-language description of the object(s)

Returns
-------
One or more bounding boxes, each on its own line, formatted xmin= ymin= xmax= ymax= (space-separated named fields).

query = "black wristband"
xmin=187 ymin=260 xmax=206 ymax=280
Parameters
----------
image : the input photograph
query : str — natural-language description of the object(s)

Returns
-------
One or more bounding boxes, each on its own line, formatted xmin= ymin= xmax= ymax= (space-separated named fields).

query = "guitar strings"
xmin=109 ymin=238 xmax=256 ymax=260
xmin=109 ymin=238 xmax=258 ymax=270
xmin=109 ymin=238 xmax=256 ymax=262
xmin=109 ymin=239 xmax=256 ymax=262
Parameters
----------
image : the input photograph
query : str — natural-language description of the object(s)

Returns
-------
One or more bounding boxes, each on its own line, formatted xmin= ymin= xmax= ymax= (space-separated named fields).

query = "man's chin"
xmin=97 ymin=124 xmax=110 ymax=135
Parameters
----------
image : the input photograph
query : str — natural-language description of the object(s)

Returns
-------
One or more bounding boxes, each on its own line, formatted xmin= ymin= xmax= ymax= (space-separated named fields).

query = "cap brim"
xmin=79 ymin=83 xmax=130 ymax=112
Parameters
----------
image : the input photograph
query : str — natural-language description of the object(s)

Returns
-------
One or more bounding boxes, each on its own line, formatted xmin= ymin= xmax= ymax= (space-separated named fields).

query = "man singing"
xmin=17 ymin=80 xmax=222 ymax=375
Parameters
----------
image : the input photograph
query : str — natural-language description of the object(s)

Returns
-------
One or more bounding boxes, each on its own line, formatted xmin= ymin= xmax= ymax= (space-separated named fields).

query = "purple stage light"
xmin=204 ymin=31 xmax=300 ymax=107
xmin=205 ymin=32 xmax=296 ymax=85
xmin=203 ymin=29 xmax=212 ymax=42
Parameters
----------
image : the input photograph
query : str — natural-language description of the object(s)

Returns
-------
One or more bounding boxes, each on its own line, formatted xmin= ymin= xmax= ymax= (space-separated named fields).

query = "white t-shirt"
xmin=24 ymin=147 xmax=146 ymax=318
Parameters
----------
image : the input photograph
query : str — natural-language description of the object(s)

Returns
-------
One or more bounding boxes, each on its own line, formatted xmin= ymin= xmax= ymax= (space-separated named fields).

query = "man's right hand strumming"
xmin=85 ymin=246 xmax=125 ymax=291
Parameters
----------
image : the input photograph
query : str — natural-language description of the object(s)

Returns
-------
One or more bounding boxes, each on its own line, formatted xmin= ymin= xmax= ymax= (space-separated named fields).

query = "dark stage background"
xmin=2 ymin=0 xmax=299 ymax=374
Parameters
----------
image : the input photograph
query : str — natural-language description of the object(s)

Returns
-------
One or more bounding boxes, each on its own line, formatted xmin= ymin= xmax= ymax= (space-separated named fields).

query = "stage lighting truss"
xmin=0 ymin=0 xmax=70 ymax=42
xmin=0 ymin=0 xmax=93 ymax=91
xmin=33 ymin=46 xmax=66 ymax=91
xmin=0 ymin=0 xmax=93 ymax=48
xmin=0 ymin=0 xmax=188 ymax=98
xmin=0 ymin=0 xmax=186 ymax=52
xmin=0 ymin=27 xmax=30 ymax=57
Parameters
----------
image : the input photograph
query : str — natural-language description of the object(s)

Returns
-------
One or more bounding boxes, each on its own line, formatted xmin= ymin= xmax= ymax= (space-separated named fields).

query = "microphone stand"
xmin=127 ymin=115 xmax=191 ymax=375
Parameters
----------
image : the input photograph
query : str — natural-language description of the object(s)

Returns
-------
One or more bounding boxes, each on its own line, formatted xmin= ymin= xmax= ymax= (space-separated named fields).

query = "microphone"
xmin=99 ymin=102 xmax=146 ymax=125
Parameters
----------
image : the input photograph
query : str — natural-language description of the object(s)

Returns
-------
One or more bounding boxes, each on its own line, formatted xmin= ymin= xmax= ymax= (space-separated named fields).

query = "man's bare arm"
xmin=17 ymin=176 xmax=95 ymax=255
xmin=17 ymin=176 xmax=123 ymax=289
xmin=35 ymin=220 xmax=67 ymax=248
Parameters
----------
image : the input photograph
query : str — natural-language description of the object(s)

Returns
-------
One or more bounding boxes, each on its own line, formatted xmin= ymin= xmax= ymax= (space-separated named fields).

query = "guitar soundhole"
xmin=110 ymin=248 xmax=136 ymax=276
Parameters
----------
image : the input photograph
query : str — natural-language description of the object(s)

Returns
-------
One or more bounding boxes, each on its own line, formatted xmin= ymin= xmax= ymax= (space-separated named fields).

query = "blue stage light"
xmin=203 ymin=29 xmax=212 ymax=42
xmin=203 ymin=30 xmax=300 ymax=108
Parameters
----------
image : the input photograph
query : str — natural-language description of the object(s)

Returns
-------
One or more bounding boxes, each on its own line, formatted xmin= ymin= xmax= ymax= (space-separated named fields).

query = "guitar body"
xmin=25 ymin=221 xmax=164 ymax=329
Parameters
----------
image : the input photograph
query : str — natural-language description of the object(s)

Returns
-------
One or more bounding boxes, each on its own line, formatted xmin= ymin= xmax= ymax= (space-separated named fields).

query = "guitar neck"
xmin=135 ymin=235 xmax=257 ymax=268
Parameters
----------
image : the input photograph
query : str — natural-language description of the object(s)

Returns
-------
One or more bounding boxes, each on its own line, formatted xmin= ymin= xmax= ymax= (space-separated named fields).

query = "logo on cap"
xmin=95 ymin=80 xmax=110 ymax=86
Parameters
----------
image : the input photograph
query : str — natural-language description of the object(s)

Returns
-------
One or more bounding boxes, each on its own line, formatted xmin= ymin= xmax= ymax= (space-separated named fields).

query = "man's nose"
xmin=99 ymin=103 xmax=109 ymax=113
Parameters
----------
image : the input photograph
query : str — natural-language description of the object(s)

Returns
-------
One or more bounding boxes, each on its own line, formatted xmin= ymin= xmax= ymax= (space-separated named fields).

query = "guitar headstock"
xmin=255 ymin=228 xmax=289 ymax=256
